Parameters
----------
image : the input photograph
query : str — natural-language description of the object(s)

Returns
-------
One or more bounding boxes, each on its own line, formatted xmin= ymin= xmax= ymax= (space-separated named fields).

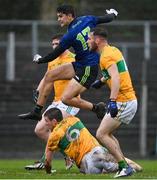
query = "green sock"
xmin=40 ymin=153 xmax=46 ymax=163
xmin=118 ymin=160 xmax=127 ymax=170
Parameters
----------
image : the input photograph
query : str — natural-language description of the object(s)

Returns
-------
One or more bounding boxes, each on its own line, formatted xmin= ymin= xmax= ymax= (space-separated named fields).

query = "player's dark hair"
xmin=52 ymin=33 xmax=63 ymax=41
xmin=91 ymin=27 xmax=108 ymax=39
xmin=57 ymin=4 xmax=75 ymax=17
xmin=44 ymin=108 xmax=63 ymax=122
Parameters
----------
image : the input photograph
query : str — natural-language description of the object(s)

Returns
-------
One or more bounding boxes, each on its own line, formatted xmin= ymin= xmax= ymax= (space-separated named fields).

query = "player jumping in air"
xmin=18 ymin=5 xmax=118 ymax=121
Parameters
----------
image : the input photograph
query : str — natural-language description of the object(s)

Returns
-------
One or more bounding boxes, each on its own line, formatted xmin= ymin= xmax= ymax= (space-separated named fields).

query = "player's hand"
xmin=91 ymin=80 xmax=104 ymax=89
xmin=107 ymin=99 xmax=118 ymax=118
xmin=106 ymin=9 xmax=118 ymax=17
xmin=45 ymin=160 xmax=52 ymax=174
xmin=33 ymin=54 xmax=42 ymax=63
xmin=33 ymin=89 xmax=39 ymax=103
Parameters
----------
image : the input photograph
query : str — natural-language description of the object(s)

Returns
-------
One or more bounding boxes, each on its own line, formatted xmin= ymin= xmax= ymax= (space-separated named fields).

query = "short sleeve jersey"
xmin=47 ymin=51 xmax=75 ymax=101
xmin=47 ymin=116 xmax=100 ymax=166
xmin=60 ymin=16 xmax=100 ymax=67
xmin=100 ymin=45 xmax=136 ymax=102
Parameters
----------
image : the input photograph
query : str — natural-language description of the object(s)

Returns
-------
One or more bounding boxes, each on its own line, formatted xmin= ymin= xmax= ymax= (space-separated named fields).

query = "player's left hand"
xmin=106 ymin=9 xmax=118 ymax=17
xmin=107 ymin=99 xmax=118 ymax=118
xmin=33 ymin=54 xmax=42 ymax=63
xmin=45 ymin=160 xmax=52 ymax=174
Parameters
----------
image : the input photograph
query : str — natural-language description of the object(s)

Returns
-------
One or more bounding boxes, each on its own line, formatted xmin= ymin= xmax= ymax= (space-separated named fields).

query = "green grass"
xmin=0 ymin=159 xmax=157 ymax=179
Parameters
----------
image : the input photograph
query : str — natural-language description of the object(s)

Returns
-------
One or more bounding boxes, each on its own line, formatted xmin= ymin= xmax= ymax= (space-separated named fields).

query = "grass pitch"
xmin=0 ymin=159 xmax=157 ymax=179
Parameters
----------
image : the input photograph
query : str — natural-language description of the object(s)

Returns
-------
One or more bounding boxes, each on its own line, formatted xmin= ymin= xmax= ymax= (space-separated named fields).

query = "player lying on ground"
xmin=43 ymin=107 xmax=142 ymax=174
xmin=18 ymin=4 xmax=118 ymax=121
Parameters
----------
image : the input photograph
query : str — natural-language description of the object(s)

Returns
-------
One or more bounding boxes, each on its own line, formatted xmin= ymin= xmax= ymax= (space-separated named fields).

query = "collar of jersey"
xmin=68 ymin=17 xmax=77 ymax=30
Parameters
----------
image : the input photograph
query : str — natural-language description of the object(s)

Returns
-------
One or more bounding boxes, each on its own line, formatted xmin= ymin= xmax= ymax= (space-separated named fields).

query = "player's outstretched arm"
xmin=33 ymin=44 xmax=65 ymax=64
xmin=45 ymin=147 xmax=54 ymax=174
xmin=97 ymin=8 xmax=118 ymax=24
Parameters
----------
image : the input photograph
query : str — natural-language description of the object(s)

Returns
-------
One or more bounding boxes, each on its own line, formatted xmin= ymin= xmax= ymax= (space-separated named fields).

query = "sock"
xmin=40 ymin=153 xmax=46 ymax=163
xmin=92 ymin=103 xmax=97 ymax=112
xmin=34 ymin=104 xmax=43 ymax=113
xmin=118 ymin=160 xmax=127 ymax=170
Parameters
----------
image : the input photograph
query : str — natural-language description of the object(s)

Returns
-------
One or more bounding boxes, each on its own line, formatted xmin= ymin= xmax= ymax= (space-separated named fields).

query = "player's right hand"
xmin=107 ymin=99 xmax=118 ymax=118
xmin=106 ymin=8 xmax=118 ymax=17
xmin=33 ymin=54 xmax=42 ymax=63
xmin=91 ymin=80 xmax=104 ymax=89
xmin=33 ymin=89 xmax=39 ymax=103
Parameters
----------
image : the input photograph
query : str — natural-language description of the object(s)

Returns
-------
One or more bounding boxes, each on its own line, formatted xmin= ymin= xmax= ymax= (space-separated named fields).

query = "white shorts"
xmin=112 ymin=99 xmax=137 ymax=124
xmin=80 ymin=146 xmax=118 ymax=174
xmin=45 ymin=101 xmax=80 ymax=116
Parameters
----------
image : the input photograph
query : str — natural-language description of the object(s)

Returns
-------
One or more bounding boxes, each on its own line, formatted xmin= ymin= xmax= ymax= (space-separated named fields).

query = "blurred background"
xmin=0 ymin=0 xmax=157 ymax=160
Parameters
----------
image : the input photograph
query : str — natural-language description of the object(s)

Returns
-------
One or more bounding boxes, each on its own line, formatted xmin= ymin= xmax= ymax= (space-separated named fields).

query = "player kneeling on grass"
xmin=44 ymin=108 xmax=142 ymax=174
